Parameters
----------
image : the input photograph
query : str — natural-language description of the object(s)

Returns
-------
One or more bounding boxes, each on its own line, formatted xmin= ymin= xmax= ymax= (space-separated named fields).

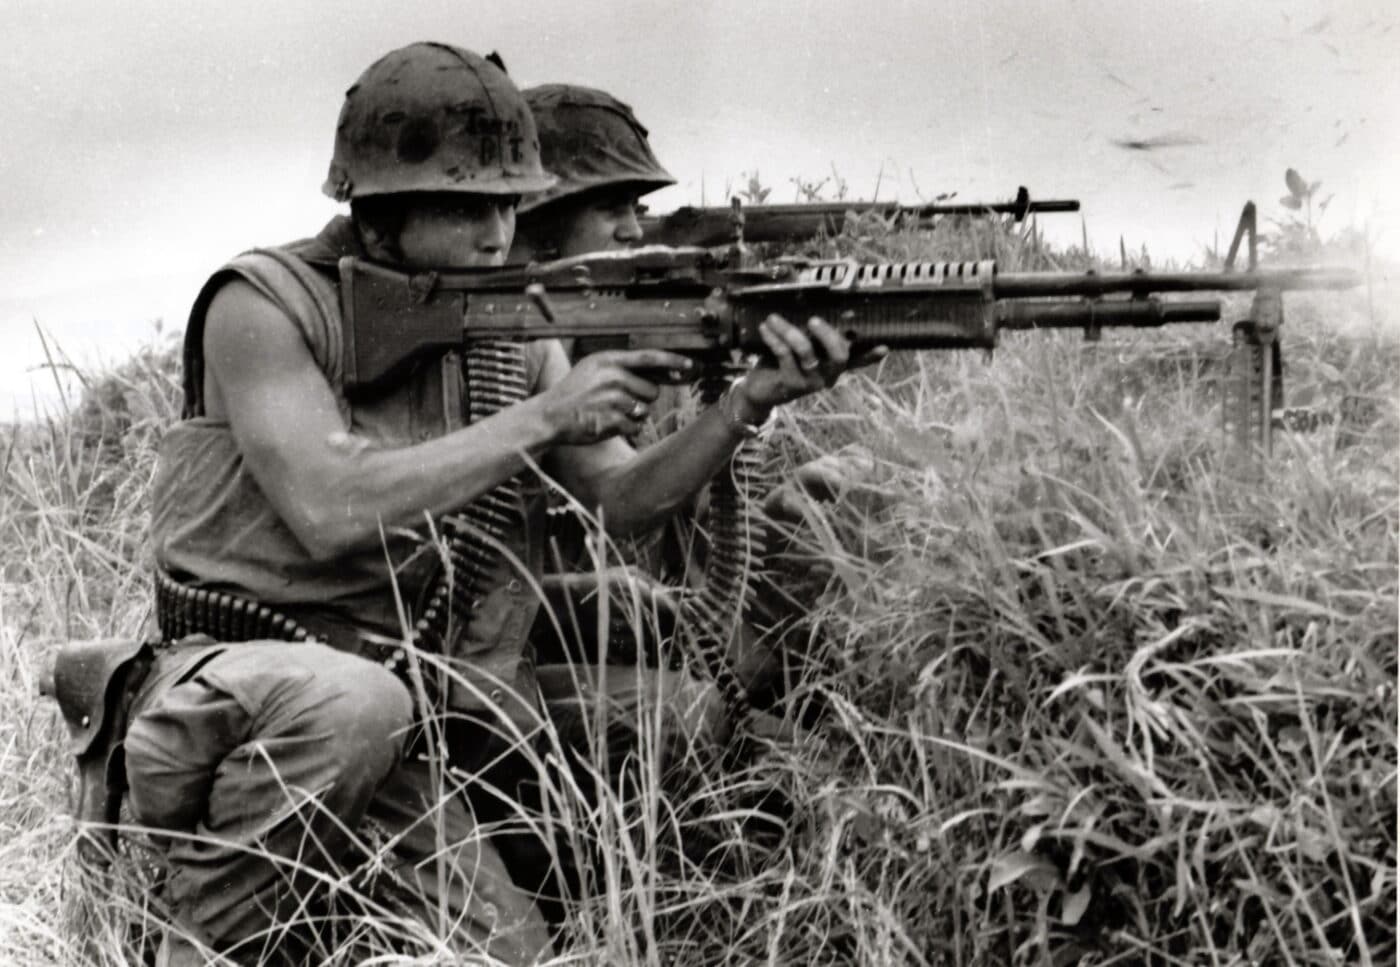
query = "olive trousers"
xmin=123 ymin=641 xmax=720 ymax=965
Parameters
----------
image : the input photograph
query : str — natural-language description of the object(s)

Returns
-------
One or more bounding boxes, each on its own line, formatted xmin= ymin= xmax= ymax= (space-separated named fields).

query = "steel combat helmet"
xmin=518 ymin=84 xmax=675 ymax=215
xmin=323 ymin=42 xmax=555 ymax=201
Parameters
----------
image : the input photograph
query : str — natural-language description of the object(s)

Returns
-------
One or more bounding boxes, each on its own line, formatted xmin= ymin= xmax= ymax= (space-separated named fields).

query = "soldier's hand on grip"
xmin=740 ymin=315 xmax=887 ymax=418
xmin=540 ymin=349 xmax=693 ymax=445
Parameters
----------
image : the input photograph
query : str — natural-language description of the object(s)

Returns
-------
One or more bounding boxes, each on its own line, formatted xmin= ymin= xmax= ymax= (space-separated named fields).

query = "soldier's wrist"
xmin=721 ymin=378 xmax=773 ymax=437
xmin=521 ymin=394 xmax=570 ymax=448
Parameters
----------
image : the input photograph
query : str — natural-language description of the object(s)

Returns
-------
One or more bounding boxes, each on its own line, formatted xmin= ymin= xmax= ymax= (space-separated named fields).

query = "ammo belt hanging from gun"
xmin=412 ymin=341 xmax=531 ymax=674
xmin=680 ymin=361 xmax=764 ymax=728
xmin=582 ymin=360 xmax=763 ymax=732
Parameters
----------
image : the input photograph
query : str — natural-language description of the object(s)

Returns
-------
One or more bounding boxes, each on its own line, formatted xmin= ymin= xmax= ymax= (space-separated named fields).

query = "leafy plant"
xmin=737 ymin=170 xmax=772 ymax=204
xmin=1266 ymin=168 xmax=1340 ymax=260
xmin=789 ymin=174 xmax=830 ymax=202
xmin=1279 ymin=167 xmax=1334 ymax=232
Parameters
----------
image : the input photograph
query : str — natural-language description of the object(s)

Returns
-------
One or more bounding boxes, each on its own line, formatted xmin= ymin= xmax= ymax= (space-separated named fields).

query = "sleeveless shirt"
xmin=150 ymin=216 xmax=553 ymax=718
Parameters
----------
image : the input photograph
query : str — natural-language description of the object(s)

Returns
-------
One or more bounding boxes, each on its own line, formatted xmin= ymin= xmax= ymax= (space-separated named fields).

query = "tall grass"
xmin=1 ymin=218 xmax=1394 ymax=965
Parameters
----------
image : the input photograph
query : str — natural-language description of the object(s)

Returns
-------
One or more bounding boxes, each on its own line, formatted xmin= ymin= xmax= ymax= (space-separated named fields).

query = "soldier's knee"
xmin=124 ymin=716 xmax=207 ymax=830
xmin=123 ymin=645 xmax=414 ymax=831
xmin=294 ymin=649 xmax=414 ymax=775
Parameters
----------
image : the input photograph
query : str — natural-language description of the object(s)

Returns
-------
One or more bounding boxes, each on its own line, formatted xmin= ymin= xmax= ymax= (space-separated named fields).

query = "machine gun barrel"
xmin=993 ymin=266 xmax=1361 ymax=298
xmin=994 ymin=299 xmax=1221 ymax=332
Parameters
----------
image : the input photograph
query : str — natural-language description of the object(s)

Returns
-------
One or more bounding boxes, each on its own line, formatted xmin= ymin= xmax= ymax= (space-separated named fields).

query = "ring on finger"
xmin=629 ymin=400 xmax=648 ymax=420
xmin=799 ymin=358 xmax=821 ymax=372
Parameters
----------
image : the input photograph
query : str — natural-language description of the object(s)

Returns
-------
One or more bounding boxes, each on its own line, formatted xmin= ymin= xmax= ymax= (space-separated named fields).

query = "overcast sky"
xmin=2 ymin=0 xmax=1396 ymax=417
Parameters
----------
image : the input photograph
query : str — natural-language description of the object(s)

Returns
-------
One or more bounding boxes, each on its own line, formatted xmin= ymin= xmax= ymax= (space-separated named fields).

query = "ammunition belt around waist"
xmin=153 ymin=572 xmax=522 ymax=769
xmin=153 ymin=570 xmax=408 ymax=677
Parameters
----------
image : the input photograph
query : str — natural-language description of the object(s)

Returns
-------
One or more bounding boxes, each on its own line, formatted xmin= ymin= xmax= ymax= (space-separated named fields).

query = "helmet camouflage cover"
xmin=323 ymin=42 xmax=555 ymax=201
xmin=518 ymin=84 xmax=675 ymax=216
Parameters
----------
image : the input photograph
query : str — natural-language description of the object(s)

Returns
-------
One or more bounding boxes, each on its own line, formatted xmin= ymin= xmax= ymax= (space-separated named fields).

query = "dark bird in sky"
xmin=1111 ymin=134 xmax=1204 ymax=151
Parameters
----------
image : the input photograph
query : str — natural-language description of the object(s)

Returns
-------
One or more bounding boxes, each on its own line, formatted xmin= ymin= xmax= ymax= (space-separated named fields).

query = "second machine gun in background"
xmin=637 ymin=185 xmax=1080 ymax=249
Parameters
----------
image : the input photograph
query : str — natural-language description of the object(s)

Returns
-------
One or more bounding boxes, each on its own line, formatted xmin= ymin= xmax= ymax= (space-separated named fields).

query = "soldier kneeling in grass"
xmin=45 ymin=41 xmax=864 ymax=966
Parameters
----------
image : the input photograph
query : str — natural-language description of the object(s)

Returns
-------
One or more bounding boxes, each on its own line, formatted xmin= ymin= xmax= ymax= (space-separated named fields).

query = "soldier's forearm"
xmin=295 ymin=396 xmax=559 ymax=558
xmin=586 ymin=401 xmax=755 ymax=535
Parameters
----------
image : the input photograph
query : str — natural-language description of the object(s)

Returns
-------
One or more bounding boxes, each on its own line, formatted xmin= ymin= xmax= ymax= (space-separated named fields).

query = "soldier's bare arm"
xmin=203 ymin=280 xmax=564 ymax=559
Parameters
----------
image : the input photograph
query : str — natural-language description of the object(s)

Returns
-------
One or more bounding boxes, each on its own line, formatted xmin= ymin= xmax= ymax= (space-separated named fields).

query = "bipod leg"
xmin=1221 ymin=205 xmax=1289 ymax=463
xmin=1222 ymin=295 xmax=1284 ymax=461
xmin=1224 ymin=201 xmax=1258 ymax=272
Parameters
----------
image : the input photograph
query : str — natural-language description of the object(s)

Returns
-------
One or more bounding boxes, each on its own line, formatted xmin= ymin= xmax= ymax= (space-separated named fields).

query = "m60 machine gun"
xmin=339 ymin=200 xmax=1358 ymax=728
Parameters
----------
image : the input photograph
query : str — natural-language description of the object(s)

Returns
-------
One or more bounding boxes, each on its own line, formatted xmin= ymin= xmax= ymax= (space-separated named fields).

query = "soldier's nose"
xmin=476 ymin=209 xmax=510 ymax=254
xmin=617 ymin=208 xmax=644 ymax=244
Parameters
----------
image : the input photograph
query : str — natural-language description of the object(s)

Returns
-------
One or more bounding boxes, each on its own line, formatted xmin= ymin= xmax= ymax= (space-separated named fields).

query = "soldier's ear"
xmin=486 ymin=51 xmax=508 ymax=73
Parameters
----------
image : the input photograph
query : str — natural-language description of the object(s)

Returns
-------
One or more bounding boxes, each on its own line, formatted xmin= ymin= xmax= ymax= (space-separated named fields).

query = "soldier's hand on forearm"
xmin=739 ymin=315 xmax=887 ymax=417
xmin=538 ymin=349 xmax=694 ymax=445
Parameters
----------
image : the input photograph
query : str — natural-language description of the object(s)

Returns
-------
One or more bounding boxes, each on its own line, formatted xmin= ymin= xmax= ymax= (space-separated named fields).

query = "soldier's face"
xmin=555 ymin=188 xmax=646 ymax=257
xmin=397 ymin=195 xmax=517 ymax=268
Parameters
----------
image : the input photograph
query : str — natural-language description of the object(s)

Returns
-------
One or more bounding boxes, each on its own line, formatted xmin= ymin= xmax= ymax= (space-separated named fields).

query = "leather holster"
xmin=39 ymin=638 xmax=155 ymax=868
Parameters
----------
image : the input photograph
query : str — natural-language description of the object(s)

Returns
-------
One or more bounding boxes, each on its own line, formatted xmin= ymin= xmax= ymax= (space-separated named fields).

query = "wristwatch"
xmin=720 ymin=378 xmax=771 ymax=438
